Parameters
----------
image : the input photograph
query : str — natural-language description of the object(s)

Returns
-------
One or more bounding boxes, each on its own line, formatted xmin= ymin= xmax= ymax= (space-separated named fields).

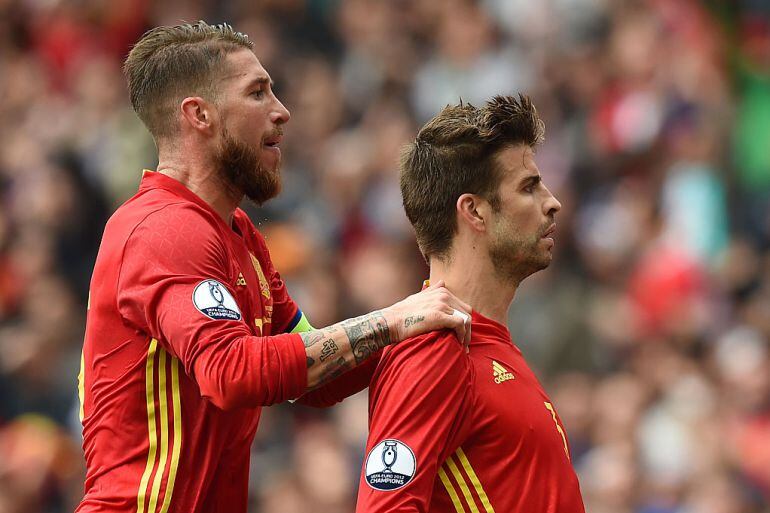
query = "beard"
xmin=214 ymin=128 xmax=281 ymax=206
xmin=488 ymin=217 xmax=553 ymax=285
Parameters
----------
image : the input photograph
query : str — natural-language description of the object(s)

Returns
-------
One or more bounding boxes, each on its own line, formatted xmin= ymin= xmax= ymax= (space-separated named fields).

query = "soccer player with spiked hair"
xmin=76 ymin=22 xmax=472 ymax=513
xmin=356 ymin=95 xmax=585 ymax=512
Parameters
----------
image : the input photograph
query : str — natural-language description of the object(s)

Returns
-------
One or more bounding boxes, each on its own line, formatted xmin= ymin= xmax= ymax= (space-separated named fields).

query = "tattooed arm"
xmin=301 ymin=281 xmax=472 ymax=390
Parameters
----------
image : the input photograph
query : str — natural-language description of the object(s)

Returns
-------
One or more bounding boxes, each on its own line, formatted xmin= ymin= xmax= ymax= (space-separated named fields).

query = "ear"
xmin=456 ymin=193 xmax=489 ymax=233
xmin=180 ymin=97 xmax=216 ymax=135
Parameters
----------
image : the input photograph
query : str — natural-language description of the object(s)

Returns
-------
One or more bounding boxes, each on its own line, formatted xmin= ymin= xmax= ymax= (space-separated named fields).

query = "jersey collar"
xmin=139 ymin=170 xmax=212 ymax=209
xmin=139 ymin=170 xmax=242 ymax=234
xmin=421 ymin=279 xmax=514 ymax=345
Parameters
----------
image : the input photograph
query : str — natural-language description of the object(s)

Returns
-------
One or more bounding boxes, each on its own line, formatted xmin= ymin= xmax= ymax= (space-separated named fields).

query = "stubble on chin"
xmin=489 ymin=230 xmax=551 ymax=286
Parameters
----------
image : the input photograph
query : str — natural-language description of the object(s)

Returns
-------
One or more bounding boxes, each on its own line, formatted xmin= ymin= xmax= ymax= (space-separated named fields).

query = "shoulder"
xmin=369 ymin=330 xmax=472 ymax=407
xmin=377 ymin=330 xmax=468 ymax=379
xmin=134 ymin=201 xmax=222 ymax=241
xmin=120 ymin=201 xmax=228 ymax=269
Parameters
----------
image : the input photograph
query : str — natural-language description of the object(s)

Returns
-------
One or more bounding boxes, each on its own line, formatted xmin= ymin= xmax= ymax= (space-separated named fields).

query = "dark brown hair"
xmin=400 ymin=94 xmax=545 ymax=261
xmin=124 ymin=21 xmax=253 ymax=140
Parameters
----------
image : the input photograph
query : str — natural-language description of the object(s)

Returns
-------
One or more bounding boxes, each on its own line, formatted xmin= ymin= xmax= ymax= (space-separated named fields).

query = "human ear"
xmin=180 ymin=97 xmax=215 ymax=135
xmin=456 ymin=193 xmax=488 ymax=233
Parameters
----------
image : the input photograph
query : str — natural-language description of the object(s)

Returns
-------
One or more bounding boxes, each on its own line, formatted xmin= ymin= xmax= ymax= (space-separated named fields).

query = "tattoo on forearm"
xmin=319 ymin=339 xmax=338 ymax=362
xmin=341 ymin=310 xmax=392 ymax=365
xmin=404 ymin=315 xmax=425 ymax=328
xmin=304 ymin=312 xmax=391 ymax=387
xmin=300 ymin=330 xmax=325 ymax=348
xmin=320 ymin=357 xmax=351 ymax=382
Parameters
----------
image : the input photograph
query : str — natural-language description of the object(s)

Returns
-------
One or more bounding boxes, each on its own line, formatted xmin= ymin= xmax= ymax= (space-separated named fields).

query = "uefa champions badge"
xmin=365 ymin=439 xmax=416 ymax=491
xmin=192 ymin=280 xmax=242 ymax=321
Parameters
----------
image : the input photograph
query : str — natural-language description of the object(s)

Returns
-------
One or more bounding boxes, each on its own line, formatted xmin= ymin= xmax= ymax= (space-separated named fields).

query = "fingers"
xmin=423 ymin=279 xmax=444 ymax=291
xmin=425 ymin=284 xmax=472 ymax=350
xmin=445 ymin=290 xmax=472 ymax=316
xmin=452 ymin=309 xmax=472 ymax=353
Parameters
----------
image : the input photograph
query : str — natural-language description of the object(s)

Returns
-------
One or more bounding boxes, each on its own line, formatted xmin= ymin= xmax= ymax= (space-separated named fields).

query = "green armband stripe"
xmin=290 ymin=313 xmax=314 ymax=333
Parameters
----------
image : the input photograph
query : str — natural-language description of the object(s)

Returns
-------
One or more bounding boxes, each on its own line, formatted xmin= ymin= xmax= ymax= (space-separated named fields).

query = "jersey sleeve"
xmin=356 ymin=332 xmax=472 ymax=513
xmin=294 ymin=351 xmax=382 ymax=408
xmin=116 ymin=206 xmax=307 ymax=410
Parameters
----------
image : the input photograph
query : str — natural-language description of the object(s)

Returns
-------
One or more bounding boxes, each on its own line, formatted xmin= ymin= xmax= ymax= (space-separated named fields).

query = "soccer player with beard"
xmin=76 ymin=22 xmax=472 ymax=513
xmin=356 ymin=96 xmax=585 ymax=513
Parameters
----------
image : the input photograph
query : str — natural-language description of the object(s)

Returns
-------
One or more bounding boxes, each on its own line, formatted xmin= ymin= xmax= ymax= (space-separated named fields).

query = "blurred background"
xmin=1 ymin=0 xmax=769 ymax=511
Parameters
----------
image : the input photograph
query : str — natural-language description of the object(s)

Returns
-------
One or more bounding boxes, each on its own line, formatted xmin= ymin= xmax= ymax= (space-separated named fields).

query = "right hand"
xmin=382 ymin=280 xmax=472 ymax=350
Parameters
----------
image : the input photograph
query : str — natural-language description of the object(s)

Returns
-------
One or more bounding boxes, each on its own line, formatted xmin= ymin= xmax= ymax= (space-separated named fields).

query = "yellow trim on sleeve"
xmin=136 ymin=339 xmax=159 ymax=513
xmin=438 ymin=466 xmax=467 ymax=513
xmin=147 ymin=348 xmax=169 ymax=513
xmin=159 ymin=355 xmax=182 ymax=513
xmin=445 ymin=456 xmax=480 ymax=513
xmin=456 ymin=448 xmax=495 ymax=513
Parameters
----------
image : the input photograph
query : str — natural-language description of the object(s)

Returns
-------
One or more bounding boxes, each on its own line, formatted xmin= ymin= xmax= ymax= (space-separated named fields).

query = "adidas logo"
xmin=236 ymin=273 xmax=247 ymax=286
xmin=492 ymin=361 xmax=514 ymax=384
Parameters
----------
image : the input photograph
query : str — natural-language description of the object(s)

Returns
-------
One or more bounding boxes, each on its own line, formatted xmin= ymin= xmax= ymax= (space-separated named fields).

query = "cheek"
xmin=499 ymin=203 xmax=535 ymax=230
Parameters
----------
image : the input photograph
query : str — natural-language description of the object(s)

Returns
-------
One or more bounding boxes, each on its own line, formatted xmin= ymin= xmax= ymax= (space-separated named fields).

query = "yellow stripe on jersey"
xmin=456 ymin=448 xmax=495 ymax=513
xmin=544 ymin=402 xmax=570 ymax=459
xmin=137 ymin=339 xmax=159 ymax=513
xmin=159 ymin=356 xmax=182 ymax=513
xmin=445 ymin=456 xmax=480 ymax=513
xmin=78 ymin=350 xmax=85 ymax=421
xmin=438 ymin=467 xmax=466 ymax=513
xmin=147 ymin=348 xmax=169 ymax=513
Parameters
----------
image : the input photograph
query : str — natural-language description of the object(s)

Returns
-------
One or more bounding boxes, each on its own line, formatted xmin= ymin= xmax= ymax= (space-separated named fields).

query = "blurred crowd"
xmin=0 ymin=0 xmax=769 ymax=512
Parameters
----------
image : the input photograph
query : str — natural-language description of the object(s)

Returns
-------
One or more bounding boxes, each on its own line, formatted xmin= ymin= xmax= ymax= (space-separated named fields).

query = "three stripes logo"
xmin=492 ymin=360 xmax=514 ymax=384
xmin=137 ymin=339 xmax=182 ymax=513
xmin=439 ymin=447 xmax=495 ymax=513
xmin=236 ymin=273 xmax=247 ymax=286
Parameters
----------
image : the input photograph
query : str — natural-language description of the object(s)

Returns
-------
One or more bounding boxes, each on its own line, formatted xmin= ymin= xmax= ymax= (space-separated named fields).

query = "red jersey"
xmin=77 ymin=171 xmax=308 ymax=513
xmin=356 ymin=311 xmax=585 ymax=513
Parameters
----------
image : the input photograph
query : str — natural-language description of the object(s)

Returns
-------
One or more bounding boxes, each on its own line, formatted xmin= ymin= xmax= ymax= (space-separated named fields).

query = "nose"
xmin=543 ymin=186 xmax=562 ymax=217
xmin=271 ymin=96 xmax=291 ymax=125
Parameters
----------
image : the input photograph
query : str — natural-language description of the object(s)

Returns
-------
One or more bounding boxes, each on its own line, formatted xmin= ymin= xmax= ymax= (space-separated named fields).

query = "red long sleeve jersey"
xmin=357 ymin=311 xmax=585 ymax=513
xmin=76 ymin=171 xmax=308 ymax=513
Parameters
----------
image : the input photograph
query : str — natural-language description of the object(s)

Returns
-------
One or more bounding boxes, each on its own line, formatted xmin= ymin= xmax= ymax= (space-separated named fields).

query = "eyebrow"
xmin=243 ymin=76 xmax=274 ymax=91
xmin=520 ymin=174 xmax=541 ymax=188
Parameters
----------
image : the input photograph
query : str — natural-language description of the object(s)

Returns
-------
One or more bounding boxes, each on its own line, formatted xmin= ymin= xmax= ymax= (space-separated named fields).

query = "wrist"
xmin=380 ymin=307 xmax=402 ymax=347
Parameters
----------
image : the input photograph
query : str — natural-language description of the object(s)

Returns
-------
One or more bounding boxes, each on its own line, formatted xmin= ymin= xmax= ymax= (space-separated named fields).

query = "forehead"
xmin=494 ymin=144 xmax=538 ymax=181
xmin=220 ymin=48 xmax=270 ymax=88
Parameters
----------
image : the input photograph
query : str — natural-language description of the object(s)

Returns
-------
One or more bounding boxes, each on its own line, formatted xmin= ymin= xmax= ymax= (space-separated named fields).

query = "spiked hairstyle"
xmin=124 ymin=21 xmax=253 ymax=140
xmin=400 ymin=94 xmax=545 ymax=261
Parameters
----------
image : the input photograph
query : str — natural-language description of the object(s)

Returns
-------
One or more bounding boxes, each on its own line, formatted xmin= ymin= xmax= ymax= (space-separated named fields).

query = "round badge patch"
xmin=365 ymin=439 xmax=416 ymax=491
xmin=192 ymin=280 xmax=242 ymax=321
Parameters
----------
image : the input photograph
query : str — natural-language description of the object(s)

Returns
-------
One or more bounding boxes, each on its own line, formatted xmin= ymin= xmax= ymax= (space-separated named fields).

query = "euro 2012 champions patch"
xmin=192 ymin=280 xmax=242 ymax=321
xmin=365 ymin=439 xmax=416 ymax=491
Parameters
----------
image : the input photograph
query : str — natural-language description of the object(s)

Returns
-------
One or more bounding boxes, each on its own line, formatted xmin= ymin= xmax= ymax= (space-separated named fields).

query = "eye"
xmin=251 ymin=89 xmax=265 ymax=99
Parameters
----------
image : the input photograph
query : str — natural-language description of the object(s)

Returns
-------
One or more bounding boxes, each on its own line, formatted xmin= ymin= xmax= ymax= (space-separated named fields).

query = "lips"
xmin=263 ymin=130 xmax=283 ymax=148
xmin=263 ymin=135 xmax=282 ymax=147
xmin=542 ymin=224 xmax=556 ymax=238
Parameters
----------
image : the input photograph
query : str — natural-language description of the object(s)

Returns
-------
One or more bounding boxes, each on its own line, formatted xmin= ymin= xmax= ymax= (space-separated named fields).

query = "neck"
xmin=429 ymin=247 xmax=516 ymax=325
xmin=156 ymin=144 xmax=242 ymax=226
